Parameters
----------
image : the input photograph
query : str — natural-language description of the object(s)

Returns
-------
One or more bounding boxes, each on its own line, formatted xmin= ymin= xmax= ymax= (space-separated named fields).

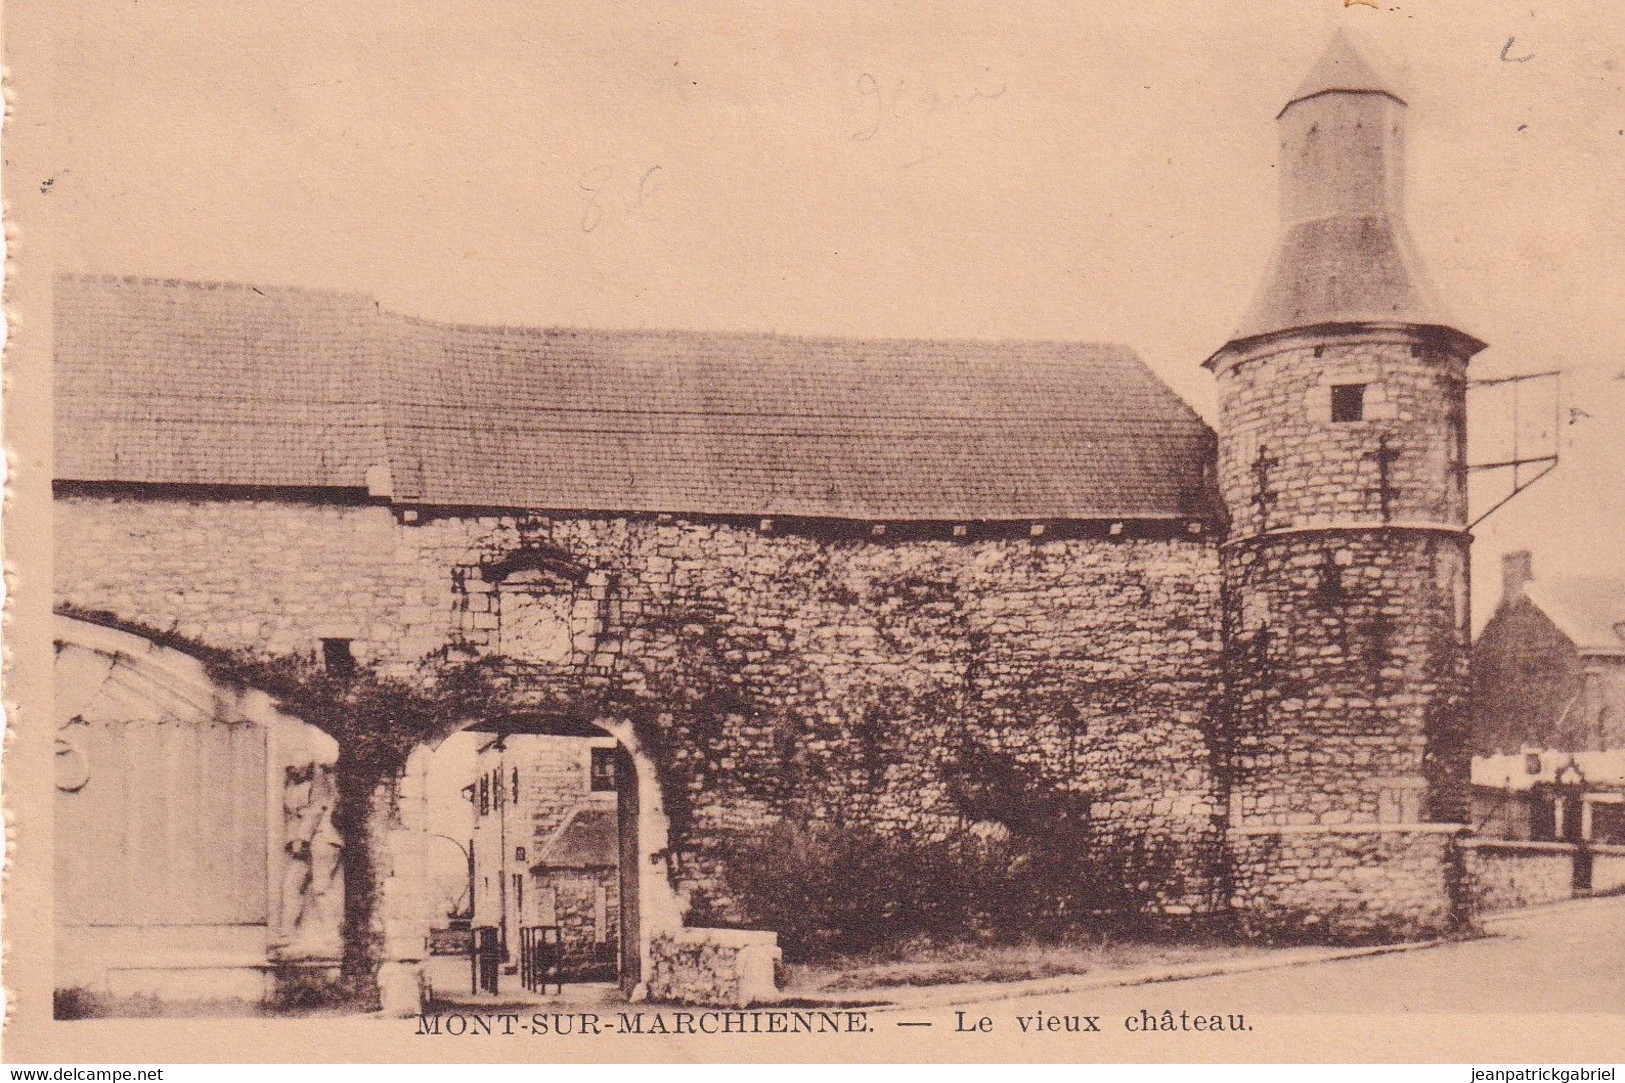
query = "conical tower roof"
xmin=1280 ymin=30 xmax=1404 ymax=116
xmin=1208 ymin=32 xmax=1484 ymax=366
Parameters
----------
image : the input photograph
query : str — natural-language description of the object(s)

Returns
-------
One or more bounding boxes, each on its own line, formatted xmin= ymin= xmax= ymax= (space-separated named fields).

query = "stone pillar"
xmin=594 ymin=719 xmax=690 ymax=1000
xmin=373 ymin=747 xmax=434 ymax=1015
xmin=343 ymin=763 xmax=426 ymax=1015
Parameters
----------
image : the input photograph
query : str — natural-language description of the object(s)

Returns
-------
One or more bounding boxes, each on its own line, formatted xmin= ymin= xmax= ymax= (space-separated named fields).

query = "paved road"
xmin=884 ymin=895 xmax=1625 ymax=1018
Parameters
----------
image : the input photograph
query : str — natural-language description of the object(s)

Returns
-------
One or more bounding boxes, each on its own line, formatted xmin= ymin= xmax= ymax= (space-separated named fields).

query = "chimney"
xmin=1502 ymin=550 xmax=1534 ymax=604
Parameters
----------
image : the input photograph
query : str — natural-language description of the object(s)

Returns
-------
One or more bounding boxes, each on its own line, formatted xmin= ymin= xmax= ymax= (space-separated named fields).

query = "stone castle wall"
xmin=544 ymin=867 xmax=620 ymax=966
xmin=55 ymin=488 xmax=1228 ymax=924
xmin=1459 ymin=839 xmax=1578 ymax=912
xmin=1228 ymin=824 xmax=1468 ymax=941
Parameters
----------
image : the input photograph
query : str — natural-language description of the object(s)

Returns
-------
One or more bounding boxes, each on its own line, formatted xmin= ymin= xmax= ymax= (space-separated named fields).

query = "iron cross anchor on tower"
xmin=1250 ymin=444 xmax=1280 ymax=526
xmin=1368 ymin=434 xmax=1402 ymax=523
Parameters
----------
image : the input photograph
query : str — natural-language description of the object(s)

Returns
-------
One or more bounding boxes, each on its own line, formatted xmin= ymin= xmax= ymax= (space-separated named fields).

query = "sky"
xmin=39 ymin=0 xmax=1625 ymax=629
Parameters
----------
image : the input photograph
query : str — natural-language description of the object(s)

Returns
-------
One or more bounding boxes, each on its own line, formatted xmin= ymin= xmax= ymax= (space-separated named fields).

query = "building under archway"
xmin=411 ymin=718 xmax=646 ymax=1002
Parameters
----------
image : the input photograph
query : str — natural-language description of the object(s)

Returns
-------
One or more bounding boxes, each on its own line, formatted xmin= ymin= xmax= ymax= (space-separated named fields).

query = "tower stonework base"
xmin=1227 ymin=824 xmax=1468 ymax=941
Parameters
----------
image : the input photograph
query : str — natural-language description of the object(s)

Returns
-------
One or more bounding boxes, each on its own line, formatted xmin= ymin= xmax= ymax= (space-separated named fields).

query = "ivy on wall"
xmin=57 ymin=606 xmax=534 ymax=1003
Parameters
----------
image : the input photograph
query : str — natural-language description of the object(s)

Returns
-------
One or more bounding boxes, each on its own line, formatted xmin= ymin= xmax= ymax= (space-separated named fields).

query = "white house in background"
xmin=1471 ymin=749 xmax=1625 ymax=845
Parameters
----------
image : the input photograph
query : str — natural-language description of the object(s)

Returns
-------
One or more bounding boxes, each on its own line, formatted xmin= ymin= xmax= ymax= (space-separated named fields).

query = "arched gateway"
xmin=54 ymin=613 xmax=776 ymax=1015
xmin=389 ymin=712 xmax=690 ymax=1011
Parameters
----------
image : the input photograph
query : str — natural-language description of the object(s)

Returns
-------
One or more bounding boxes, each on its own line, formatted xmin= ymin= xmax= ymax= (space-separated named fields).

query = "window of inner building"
xmin=590 ymin=747 xmax=617 ymax=792
xmin=1331 ymin=383 xmax=1366 ymax=423
xmin=496 ymin=567 xmax=579 ymax=664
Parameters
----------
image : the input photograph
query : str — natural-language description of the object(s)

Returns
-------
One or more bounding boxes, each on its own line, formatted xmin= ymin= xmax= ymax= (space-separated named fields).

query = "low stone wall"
xmin=1228 ymin=824 xmax=1468 ymax=942
xmin=645 ymin=929 xmax=780 ymax=1008
xmin=1460 ymin=838 xmax=1577 ymax=913
xmin=1589 ymin=845 xmax=1625 ymax=895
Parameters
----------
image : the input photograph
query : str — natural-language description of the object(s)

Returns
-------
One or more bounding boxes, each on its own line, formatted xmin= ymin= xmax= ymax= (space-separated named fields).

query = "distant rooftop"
xmin=1472 ymin=749 xmax=1625 ymax=792
xmin=1523 ymin=577 xmax=1625 ymax=658
xmin=55 ymin=273 xmax=1217 ymax=523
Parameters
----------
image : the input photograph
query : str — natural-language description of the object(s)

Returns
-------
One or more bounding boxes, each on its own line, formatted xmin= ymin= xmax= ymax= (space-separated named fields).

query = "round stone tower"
xmin=1208 ymin=34 xmax=1486 ymax=940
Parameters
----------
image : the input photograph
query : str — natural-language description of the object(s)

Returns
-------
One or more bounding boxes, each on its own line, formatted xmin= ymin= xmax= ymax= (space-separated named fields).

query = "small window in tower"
xmin=590 ymin=747 xmax=617 ymax=793
xmin=1331 ymin=383 xmax=1366 ymax=423
xmin=321 ymin=638 xmax=356 ymax=676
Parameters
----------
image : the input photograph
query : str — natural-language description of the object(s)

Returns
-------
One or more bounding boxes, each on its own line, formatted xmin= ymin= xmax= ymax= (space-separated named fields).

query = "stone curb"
xmin=1479 ymin=889 xmax=1625 ymax=926
xmin=849 ymin=896 xmax=1625 ymax=1011
xmin=818 ymin=938 xmax=1450 ymax=1013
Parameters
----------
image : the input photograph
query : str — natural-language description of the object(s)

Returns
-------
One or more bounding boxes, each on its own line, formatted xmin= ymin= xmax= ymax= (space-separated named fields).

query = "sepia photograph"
xmin=3 ymin=0 xmax=1623 ymax=1067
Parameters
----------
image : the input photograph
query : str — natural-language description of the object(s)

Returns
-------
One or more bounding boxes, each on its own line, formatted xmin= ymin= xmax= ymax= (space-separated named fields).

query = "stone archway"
xmin=374 ymin=712 xmax=687 ymax=1013
xmin=52 ymin=614 xmax=778 ymax=1013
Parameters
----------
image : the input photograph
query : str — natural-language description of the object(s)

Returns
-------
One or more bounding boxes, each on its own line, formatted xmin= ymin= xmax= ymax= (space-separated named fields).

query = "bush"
xmin=712 ymin=821 xmax=1170 ymax=961
xmin=266 ymin=965 xmax=352 ymax=1012
xmin=54 ymin=987 xmax=104 ymax=1020
xmin=52 ymin=987 xmax=167 ymax=1019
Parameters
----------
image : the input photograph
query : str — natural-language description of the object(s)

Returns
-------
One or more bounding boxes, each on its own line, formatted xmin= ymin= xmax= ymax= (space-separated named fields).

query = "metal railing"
xmin=519 ymin=925 xmax=562 ymax=995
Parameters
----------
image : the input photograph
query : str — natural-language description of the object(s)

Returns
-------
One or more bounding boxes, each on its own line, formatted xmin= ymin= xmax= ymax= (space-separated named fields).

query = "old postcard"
xmin=4 ymin=0 xmax=1622 ymax=1066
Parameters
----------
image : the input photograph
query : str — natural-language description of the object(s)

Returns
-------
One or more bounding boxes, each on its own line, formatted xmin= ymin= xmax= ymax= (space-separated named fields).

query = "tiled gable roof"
xmin=1524 ymin=578 xmax=1625 ymax=657
xmin=55 ymin=275 xmax=387 ymax=489
xmin=55 ymin=274 xmax=1216 ymax=521
xmin=533 ymin=806 xmax=617 ymax=869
